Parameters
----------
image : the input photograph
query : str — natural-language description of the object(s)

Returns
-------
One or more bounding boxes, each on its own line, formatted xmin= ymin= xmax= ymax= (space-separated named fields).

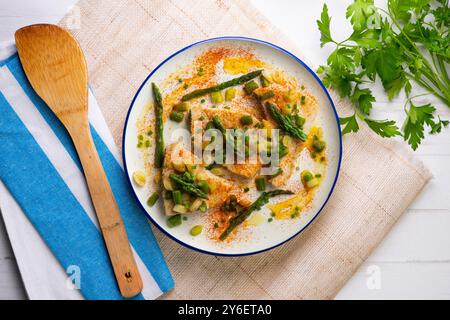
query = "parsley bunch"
xmin=317 ymin=0 xmax=449 ymax=150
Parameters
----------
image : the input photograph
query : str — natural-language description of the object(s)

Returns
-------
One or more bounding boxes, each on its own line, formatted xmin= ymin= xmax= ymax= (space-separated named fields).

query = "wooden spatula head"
xmin=15 ymin=24 xmax=88 ymax=126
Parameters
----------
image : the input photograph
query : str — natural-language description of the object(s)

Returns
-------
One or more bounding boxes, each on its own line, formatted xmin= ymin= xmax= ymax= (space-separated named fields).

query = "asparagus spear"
xmin=152 ymin=83 xmax=165 ymax=168
xmin=181 ymin=70 xmax=263 ymax=101
xmin=266 ymin=102 xmax=307 ymax=141
xmin=219 ymin=189 xmax=293 ymax=240
xmin=169 ymin=173 xmax=208 ymax=199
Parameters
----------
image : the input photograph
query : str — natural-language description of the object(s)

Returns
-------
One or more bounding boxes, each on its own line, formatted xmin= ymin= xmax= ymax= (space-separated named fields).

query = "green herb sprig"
xmin=317 ymin=0 xmax=449 ymax=150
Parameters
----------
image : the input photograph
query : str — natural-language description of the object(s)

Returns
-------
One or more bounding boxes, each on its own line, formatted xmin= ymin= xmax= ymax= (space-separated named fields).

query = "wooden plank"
xmin=366 ymin=210 xmax=450 ymax=262
xmin=409 ymin=155 xmax=450 ymax=210
xmin=336 ymin=261 xmax=450 ymax=299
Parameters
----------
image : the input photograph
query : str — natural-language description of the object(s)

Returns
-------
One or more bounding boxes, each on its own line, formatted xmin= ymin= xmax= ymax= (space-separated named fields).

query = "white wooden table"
xmin=0 ymin=0 xmax=449 ymax=300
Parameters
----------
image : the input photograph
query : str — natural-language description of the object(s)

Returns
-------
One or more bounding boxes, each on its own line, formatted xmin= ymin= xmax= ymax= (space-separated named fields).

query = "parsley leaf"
xmin=351 ymin=87 xmax=375 ymax=114
xmin=340 ymin=114 xmax=360 ymax=135
xmin=349 ymin=29 xmax=382 ymax=49
xmin=328 ymin=47 xmax=355 ymax=72
xmin=317 ymin=4 xmax=333 ymax=47
xmin=403 ymin=103 xmax=436 ymax=150
xmin=346 ymin=0 xmax=376 ymax=31
xmin=430 ymin=117 xmax=449 ymax=135
xmin=364 ymin=118 xmax=401 ymax=138
xmin=361 ymin=47 xmax=402 ymax=86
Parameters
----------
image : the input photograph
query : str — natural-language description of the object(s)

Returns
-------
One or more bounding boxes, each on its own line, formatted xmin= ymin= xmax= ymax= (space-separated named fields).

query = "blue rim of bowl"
xmin=122 ymin=36 xmax=343 ymax=257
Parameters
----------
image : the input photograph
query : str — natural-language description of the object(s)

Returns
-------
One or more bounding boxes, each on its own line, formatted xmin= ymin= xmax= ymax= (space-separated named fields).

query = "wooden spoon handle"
xmin=68 ymin=116 xmax=143 ymax=298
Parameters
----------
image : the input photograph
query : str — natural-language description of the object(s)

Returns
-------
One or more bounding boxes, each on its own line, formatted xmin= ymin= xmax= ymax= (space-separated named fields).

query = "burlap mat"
xmin=59 ymin=0 xmax=432 ymax=299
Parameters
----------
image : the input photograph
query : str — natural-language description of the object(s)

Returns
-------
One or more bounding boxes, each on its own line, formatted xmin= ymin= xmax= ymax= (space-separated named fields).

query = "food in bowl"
xmin=133 ymin=44 xmax=329 ymax=242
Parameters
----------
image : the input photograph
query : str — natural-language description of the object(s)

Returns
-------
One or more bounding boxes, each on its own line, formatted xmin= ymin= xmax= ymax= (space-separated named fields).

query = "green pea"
xmin=170 ymin=111 xmax=184 ymax=123
xmin=190 ymin=225 xmax=203 ymax=236
xmin=313 ymin=138 xmax=326 ymax=152
xmin=301 ymin=170 xmax=314 ymax=183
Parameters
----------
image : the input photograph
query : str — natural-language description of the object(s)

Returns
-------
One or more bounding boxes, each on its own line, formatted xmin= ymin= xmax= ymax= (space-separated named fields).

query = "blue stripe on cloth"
xmin=0 ymin=56 xmax=173 ymax=298
xmin=6 ymin=55 xmax=173 ymax=294
xmin=0 ymin=91 xmax=139 ymax=300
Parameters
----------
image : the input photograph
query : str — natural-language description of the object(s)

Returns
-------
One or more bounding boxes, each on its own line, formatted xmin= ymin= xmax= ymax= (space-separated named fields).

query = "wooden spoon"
xmin=15 ymin=24 xmax=143 ymax=298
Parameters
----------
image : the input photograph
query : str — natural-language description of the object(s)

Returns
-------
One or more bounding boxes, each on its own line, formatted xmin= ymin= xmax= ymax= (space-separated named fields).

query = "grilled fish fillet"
xmin=190 ymin=106 xmax=261 ymax=179
xmin=254 ymin=87 xmax=319 ymax=187
xmin=162 ymin=142 xmax=250 ymax=216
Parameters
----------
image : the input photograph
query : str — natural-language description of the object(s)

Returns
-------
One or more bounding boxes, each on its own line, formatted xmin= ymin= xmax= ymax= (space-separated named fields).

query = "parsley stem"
xmin=437 ymin=56 xmax=450 ymax=88
xmin=404 ymin=72 xmax=449 ymax=105
xmin=403 ymin=93 xmax=431 ymax=113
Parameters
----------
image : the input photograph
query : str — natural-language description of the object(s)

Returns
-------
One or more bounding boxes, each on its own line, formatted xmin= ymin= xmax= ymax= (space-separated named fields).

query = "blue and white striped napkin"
xmin=0 ymin=53 xmax=173 ymax=300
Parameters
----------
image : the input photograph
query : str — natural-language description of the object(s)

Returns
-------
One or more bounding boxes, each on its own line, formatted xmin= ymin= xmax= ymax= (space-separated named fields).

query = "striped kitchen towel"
xmin=0 ymin=53 xmax=173 ymax=300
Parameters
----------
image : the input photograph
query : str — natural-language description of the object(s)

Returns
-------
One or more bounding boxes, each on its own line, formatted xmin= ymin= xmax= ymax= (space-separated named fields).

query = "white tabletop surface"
xmin=0 ymin=0 xmax=449 ymax=300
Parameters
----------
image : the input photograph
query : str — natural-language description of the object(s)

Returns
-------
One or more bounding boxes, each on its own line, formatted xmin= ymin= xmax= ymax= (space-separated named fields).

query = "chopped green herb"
xmin=256 ymin=90 xmax=275 ymax=101
xmin=244 ymin=80 xmax=259 ymax=94
xmin=225 ymin=88 xmax=236 ymax=101
xmin=199 ymin=201 xmax=208 ymax=213
xmin=167 ymin=214 xmax=182 ymax=227
xmin=240 ymin=115 xmax=253 ymax=126
xmin=146 ymin=192 xmax=159 ymax=207
xmin=312 ymin=135 xmax=326 ymax=152
xmin=255 ymin=176 xmax=266 ymax=191
xmin=210 ymin=91 xmax=224 ymax=103
xmin=260 ymin=74 xmax=271 ymax=87
xmin=174 ymin=102 xmax=189 ymax=112
xmin=172 ymin=190 xmax=182 ymax=205
xmin=300 ymin=95 xmax=306 ymax=104
xmin=197 ymin=180 xmax=210 ymax=194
